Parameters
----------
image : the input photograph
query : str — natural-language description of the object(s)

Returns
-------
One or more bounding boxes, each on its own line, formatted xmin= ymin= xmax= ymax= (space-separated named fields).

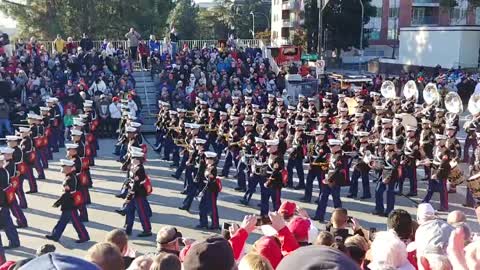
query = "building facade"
xmin=271 ymin=0 xmax=304 ymax=46
xmin=364 ymin=0 xmax=480 ymax=57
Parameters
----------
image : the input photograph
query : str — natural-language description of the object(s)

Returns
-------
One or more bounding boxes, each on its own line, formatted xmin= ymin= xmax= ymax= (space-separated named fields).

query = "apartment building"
xmin=271 ymin=0 xmax=304 ymax=46
xmin=365 ymin=0 xmax=480 ymax=57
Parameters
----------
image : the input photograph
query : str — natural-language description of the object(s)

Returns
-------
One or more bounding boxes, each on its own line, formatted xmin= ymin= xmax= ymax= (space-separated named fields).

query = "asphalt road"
xmin=3 ymin=134 xmax=479 ymax=262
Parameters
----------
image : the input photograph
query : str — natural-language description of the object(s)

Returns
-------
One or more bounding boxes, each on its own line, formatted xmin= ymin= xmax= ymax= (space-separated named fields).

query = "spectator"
xmin=80 ymin=33 xmax=93 ymax=52
xmin=182 ymin=236 xmax=235 ymax=270
xmin=156 ymin=226 xmax=182 ymax=256
xmin=20 ymin=253 xmax=99 ymax=270
xmin=125 ymin=28 xmax=141 ymax=60
xmin=150 ymin=253 xmax=181 ymax=270
xmin=238 ymin=253 xmax=274 ymax=270
xmin=53 ymin=34 xmax=65 ymax=54
xmin=127 ymin=255 xmax=153 ymax=270
xmin=97 ymin=95 xmax=111 ymax=137
xmin=89 ymin=77 xmax=107 ymax=95
xmin=286 ymin=217 xmax=311 ymax=246
xmin=368 ymin=231 xmax=415 ymax=270
xmin=315 ymin=231 xmax=335 ymax=246
xmin=325 ymin=208 xmax=365 ymax=243
xmin=85 ymin=242 xmax=125 ymax=270
xmin=109 ymin=96 xmax=122 ymax=138
xmin=277 ymin=245 xmax=359 ymax=270
xmin=105 ymin=229 xmax=136 ymax=269
xmin=63 ymin=106 xmax=75 ymax=140
xmin=138 ymin=40 xmax=149 ymax=70
xmin=0 ymin=98 xmax=12 ymax=137
xmin=388 ymin=209 xmax=414 ymax=243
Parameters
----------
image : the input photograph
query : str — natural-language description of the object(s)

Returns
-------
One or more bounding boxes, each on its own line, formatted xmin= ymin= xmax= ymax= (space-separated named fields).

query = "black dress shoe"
xmin=180 ymin=190 xmax=187 ymax=194
xmin=4 ymin=243 xmax=20 ymax=249
xmin=125 ymin=230 xmax=132 ymax=236
xmin=208 ymin=226 xmax=220 ymax=231
xmin=171 ymin=174 xmax=179 ymax=179
xmin=239 ymin=199 xmax=249 ymax=205
xmin=115 ymin=194 xmax=125 ymax=198
xmin=371 ymin=211 xmax=385 ymax=216
xmin=76 ymin=239 xmax=89 ymax=243
xmin=15 ymin=225 xmax=27 ymax=229
xmin=45 ymin=235 xmax=59 ymax=242
xmin=405 ymin=193 xmax=417 ymax=197
xmin=137 ymin=231 xmax=153 ymax=237
xmin=115 ymin=210 xmax=126 ymax=216
xmin=311 ymin=216 xmax=324 ymax=222
xmin=360 ymin=196 xmax=372 ymax=199
xmin=462 ymin=203 xmax=474 ymax=208
xmin=346 ymin=194 xmax=356 ymax=198
xmin=234 ymin=187 xmax=244 ymax=191
xmin=195 ymin=224 xmax=207 ymax=229
xmin=294 ymin=185 xmax=305 ymax=190
xmin=178 ymin=206 xmax=189 ymax=211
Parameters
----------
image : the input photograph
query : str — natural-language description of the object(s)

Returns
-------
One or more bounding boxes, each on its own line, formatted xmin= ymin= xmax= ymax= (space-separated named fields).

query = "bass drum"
xmin=448 ymin=163 xmax=465 ymax=186
xmin=467 ymin=172 xmax=480 ymax=198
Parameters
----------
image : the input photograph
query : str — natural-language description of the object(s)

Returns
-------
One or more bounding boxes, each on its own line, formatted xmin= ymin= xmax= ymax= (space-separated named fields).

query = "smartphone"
xmin=222 ymin=222 xmax=232 ymax=231
xmin=256 ymin=215 xmax=272 ymax=226
xmin=347 ymin=216 xmax=353 ymax=224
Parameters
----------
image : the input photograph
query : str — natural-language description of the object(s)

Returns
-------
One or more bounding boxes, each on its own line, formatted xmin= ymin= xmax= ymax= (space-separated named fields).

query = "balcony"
xmin=412 ymin=0 xmax=439 ymax=7
xmin=411 ymin=16 xmax=438 ymax=25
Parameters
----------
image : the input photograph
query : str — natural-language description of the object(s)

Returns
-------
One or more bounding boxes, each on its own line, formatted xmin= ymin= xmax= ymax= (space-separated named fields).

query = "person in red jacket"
xmin=138 ymin=40 xmax=149 ymax=70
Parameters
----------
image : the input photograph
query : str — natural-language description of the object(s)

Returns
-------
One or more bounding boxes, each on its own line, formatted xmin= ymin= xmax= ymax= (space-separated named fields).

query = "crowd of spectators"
xmin=1 ymin=201 xmax=479 ymax=270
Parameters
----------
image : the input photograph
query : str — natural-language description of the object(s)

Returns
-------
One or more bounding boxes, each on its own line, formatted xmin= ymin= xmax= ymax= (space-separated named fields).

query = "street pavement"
xmin=3 ymin=135 xmax=480 ymax=262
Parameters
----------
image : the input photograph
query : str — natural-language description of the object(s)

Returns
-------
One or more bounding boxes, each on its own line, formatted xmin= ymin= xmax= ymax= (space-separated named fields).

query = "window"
xmin=411 ymin=7 xmax=437 ymax=25
xmin=282 ymin=10 xmax=289 ymax=20
xmin=272 ymin=31 xmax=278 ymax=39
xmin=451 ymin=7 xmax=467 ymax=25
xmin=387 ymin=28 xmax=397 ymax=40
xmin=476 ymin=7 xmax=480 ymax=25
xmin=373 ymin=7 xmax=383 ymax=18
xmin=389 ymin=7 xmax=399 ymax=18
xmin=281 ymin=27 xmax=290 ymax=38
xmin=368 ymin=28 xmax=381 ymax=40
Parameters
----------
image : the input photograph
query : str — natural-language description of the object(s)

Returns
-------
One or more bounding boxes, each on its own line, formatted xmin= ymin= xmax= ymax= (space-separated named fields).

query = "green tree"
xmin=165 ymin=0 xmax=199 ymax=40
xmin=322 ymin=0 xmax=375 ymax=53
xmin=0 ymin=0 xmax=173 ymax=40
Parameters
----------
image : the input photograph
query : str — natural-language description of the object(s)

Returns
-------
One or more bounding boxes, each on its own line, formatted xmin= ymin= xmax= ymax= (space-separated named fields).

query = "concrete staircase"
xmin=133 ymin=67 xmax=158 ymax=133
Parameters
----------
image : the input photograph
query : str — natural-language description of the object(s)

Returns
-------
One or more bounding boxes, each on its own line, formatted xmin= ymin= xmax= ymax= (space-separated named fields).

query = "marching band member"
xmin=66 ymin=143 xmax=90 ymax=222
xmin=19 ymin=127 xmax=38 ymax=195
xmin=313 ymin=139 xmax=347 ymax=222
xmin=465 ymin=132 xmax=480 ymax=207
xmin=422 ymin=134 xmax=450 ymax=211
xmin=445 ymin=125 xmax=461 ymax=193
xmin=260 ymin=139 xmax=285 ymax=216
xmin=46 ymin=159 xmax=90 ymax=243
xmin=40 ymin=106 xmax=53 ymax=160
xmin=347 ymin=131 xmax=372 ymax=199
xmin=178 ymin=137 xmax=206 ymax=211
xmin=46 ymin=97 xmax=62 ymax=153
xmin=0 ymin=153 xmax=20 ymax=249
xmin=235 ymin=121 xmax=256 ymax=192
xmin=420 ymin=119 xmax=435 ymax=181
xmin=221 ymin=116 xmax=243 ymax=178
xmin=28 ymin=113 xmax=48 ymax=175
xmin=171 ymin=123 xmax=193 ymax=182
xmin=286 ymin=121 xmax=306 ymax=189
xmin=7 ymin=135 xmax=28 ymax=209
xmin=240 ymin=137 xmax=268 ymax=205
xmin=396 ymin=125 xmax=420 ymax=196
xmin=373 ymin=138 xmax=400 ymax=217
xmin=302 ymin=129 xmax=329 ymax=203
xmin=123 ymin=150 xmax=153 ymax=237
xmin=196 ymin=151 xmax=221 ymax=230
xmin=463 ymin=120 xmax=477 ymax=163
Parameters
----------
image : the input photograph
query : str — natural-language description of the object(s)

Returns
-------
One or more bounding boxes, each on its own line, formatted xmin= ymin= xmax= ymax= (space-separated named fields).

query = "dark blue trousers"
xmin=304 ymin=169 xmax=323 ymax=202
xmin=236 ymin=162 xmax=247 ymax=190
xmin=15 ymin=177 xmax=27 ymax=209
xmin=315 ymin=184 xmax=342 ymax=220
xmin=172 ymin=145 xmax=180 ymax=166
xmin=0 ymin=206 xmax=19 ymax=247
xmin=9 ymin=200 xmax=27 ymax=227
xmin=174 ymin=154 xmax=189 ymax=179
xmin=199 ymin=190 xmax=219 ymax=228
xmin=349 ymin=169 xmax=370 ymax=198
xmin=221 ymin=150 xmax=239 ymax=177
xmin=396 ymin=164 xmax=417 ymax=195
xmin=34 ymin=151 xmax=46 ymax=178
xmin=125 ymin=196 xmax=152 ymax=234
xmin=287 ymin=158 xmax=305 ymax=187
xmin=182 ymin=182 xmax=198 ymax=210
xmin=0 ymin=233 xmax=5 ymax=265
xmin=260 ymin=182 xmax=281 ymax=215
xmin=422 ymin=178 xmax=448 ymax=210
xmin=375 ymin=180 xmax=396 ymax=215
xmin=163 ymin=137 xmax=173 ymax=160
xmin=244 ymin=174 xmax=263 ymax=202
xmin=51 ymin=209 xmax=90 ymax=241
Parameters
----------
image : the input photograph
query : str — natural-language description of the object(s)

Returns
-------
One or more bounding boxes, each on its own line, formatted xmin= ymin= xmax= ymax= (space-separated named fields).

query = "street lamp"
xmin=359 ymin=0 xmax=364 ymax=73
xmin=250 ymin=11 xmax=255 ymax=39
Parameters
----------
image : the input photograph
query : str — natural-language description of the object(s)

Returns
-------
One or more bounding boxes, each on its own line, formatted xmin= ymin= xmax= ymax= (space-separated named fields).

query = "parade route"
xmin=4 ymin=137 xmax=479 ymax=261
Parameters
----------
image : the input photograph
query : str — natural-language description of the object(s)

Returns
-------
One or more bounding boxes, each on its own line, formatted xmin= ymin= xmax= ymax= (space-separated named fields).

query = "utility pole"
xmin=250 ymin=12 xmax=255 ymax=39
xmin=359 ymin=0 xmax=364 ymax=73
xmin=318 ymin=0 xmax=323 ymax=57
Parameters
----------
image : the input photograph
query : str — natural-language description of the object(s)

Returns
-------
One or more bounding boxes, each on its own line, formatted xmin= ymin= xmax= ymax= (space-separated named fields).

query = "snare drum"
xmin=467 ymin=172 xmax=480 ymax=198
xmin=448 ymin=165 xmax=465 ymax=186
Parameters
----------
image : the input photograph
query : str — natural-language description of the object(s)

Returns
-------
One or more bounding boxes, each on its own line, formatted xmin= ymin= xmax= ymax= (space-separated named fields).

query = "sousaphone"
xmin=344 ymin=97 xmax=359 ymax=115
xmin=423 ymin=83 xmax=440 ymax=106
xmin=463 ymin=93 xmax=480 ymax=129
xmin=444 ymin=92 xmax=463 ymax=125
xmin=380 ymin=80 xmax=396 ymax=99
xmin=403 ymin=80 xmax=418 ymax=101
